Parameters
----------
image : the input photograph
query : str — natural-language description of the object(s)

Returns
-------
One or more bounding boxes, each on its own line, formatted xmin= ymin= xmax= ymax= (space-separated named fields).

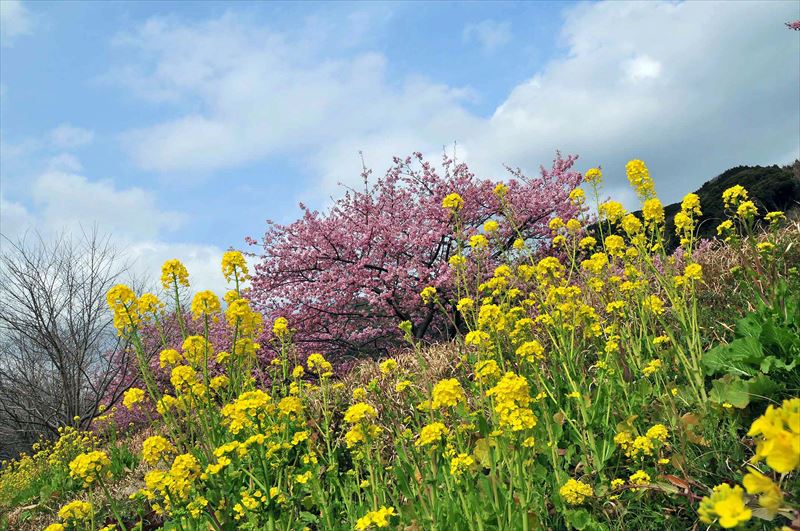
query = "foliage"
xmin=702 ymin=280 xmax=800 ymax=409
xmin=4 ymin=158 xmax=800 ymax=531
xmin=248 ymin=152 xmax=582 ymax=360
xmin=0 ymin=427 xmax=101 ymax=525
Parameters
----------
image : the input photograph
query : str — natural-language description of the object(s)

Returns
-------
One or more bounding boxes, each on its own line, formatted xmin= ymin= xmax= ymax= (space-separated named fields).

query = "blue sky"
xmin=1 ymin=0 xmax=798 ymax=290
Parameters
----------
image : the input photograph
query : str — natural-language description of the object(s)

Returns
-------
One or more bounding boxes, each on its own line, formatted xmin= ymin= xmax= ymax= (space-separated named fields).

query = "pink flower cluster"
xmin=248 ymin=152 xmax=583 ymax=360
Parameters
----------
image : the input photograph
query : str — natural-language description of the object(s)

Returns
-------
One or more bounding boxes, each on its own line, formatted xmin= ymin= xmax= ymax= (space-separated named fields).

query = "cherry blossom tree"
xmin=248 ymin=152 xmax=583 ymax=361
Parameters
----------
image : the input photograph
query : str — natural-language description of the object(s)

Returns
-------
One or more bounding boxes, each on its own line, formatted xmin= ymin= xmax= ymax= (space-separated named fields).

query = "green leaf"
xmin=564 ymin=508 xmax=591 ymax=530
xmin=708 ymin=375 xmax=751 ymax=408
xmin=734 ymin=313 xmax=763 ymax=339
xmin=760 ymin=319 xmax=800 ymax=357
xmin=298 ymin=511 xmax=319 ymax=523
xmin=747 ymin=374 xmax=783 ymax=401
xmin=702 ymin=337 xmax=762 ymax=376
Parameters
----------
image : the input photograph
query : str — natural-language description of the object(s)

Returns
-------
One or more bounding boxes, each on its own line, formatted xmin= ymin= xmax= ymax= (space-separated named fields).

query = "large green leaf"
xmin=709 ymin=375 xmax=751 ymax=408
xmin=747 ymin=374 xmax=783 ymax=402
xmin=759 ymin=319 xmax=800 ymax=358
xmin=702 ymin=336 xmax=762 ymax=376
xmin=734 ymin=313 xmax=763 ymax=339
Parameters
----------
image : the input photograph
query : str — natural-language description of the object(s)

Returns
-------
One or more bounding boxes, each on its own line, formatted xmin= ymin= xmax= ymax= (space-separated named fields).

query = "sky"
xmin=1 ymin=0 xmax=799 ymax=292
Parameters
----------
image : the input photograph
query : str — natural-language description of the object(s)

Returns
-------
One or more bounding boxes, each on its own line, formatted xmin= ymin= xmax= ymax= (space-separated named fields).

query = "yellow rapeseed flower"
xmin=344 ymin=403 xmax=377 ymax=424
xmin=584 ymin=167 xmax=603 ymax=185
xmin=221 ymin=250 xmax=249 ymax=283
xmin=58 ymin=500 xmax=93 ymax=522
xmin=442 ymin=193 xmax=464 ymax=211
xmin=722 ymin=185 xmax=748 ymax=209
xmin=355 ymin=506 xmax=396 ymax=530
xmin=698 ymin=484 xmax=751 ymax=529
xmin=431 ymin=378 xmax=466 ymax=409
xmin=161 ymin=259 xmax=190 ymax=290
xmin=415 ymin=422 xmax=449 ymax=447
xmin=747 ymin=398 xmax=800 ymax=473
xmin=191 ymin=290 xmax=221 ymax=319
xmin=560 ymin=479 xmax=594 ymax=505
xmin=123 ymin=388 xmax=145 ymax=410
xmin=379 ymin=358 xmax=398 ymax=375
xmin=742 ymin=467 xmax=783 ymax=515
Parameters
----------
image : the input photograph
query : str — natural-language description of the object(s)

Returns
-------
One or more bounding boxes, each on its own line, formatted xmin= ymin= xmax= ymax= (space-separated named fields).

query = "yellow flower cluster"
xmin=441 ymin=193 xmax=464 ymax=211
xmin=484 ymin=219 xmax=499 ymax=232
xmin=599 ymin=200 xmax=626 ymax=224
xmin=57 ymin=500 xmax=93 ymax=522
xmin=191 ymin=290 xmax=221 ymax=319
xmin=226 ymin=298 xmax=263 ymax=337
xmin=138 ymin=292 xmax=163 ymax=318
xmin=272 ymin=316 xmax=290 ymax=338
xmin=431 ymin=378 xmax=466 ymax=409
xmin=486 ymin=372 xmax=537 ymax=432
xmin=344 ymin=403 xmax=377 ymax=424
xmin=559 ymin=479 xmax=593 ymax=505
xmin=625 ymin=159 xmax=655 ymax=199
xmin=379 ymin=358 xmax=398 ymax=375
xmin=106 ymin=284 xmax=138 ymax=334
xmin=221 ymin=390 xmax=273 ymax=434
xmin=221 ymin=250 xmax=249 ymax=283
xmin=642 ymin=359 xmax=662 ymax=377
xmin=470 ymin=234 xmax=488 ymax=249
xmin=698 ymin=484 xmax=751 ymax=529
xmin=142 ymin=435 xmax=176 ymax=466
xmin=736 ymin=200 xmax=758 ymax=220
xmin=721 ymin=184 xmax=748 ymax=209
xmin=68 ymin=450 xmax=111 ymax=487
xmin=159 ymin=348 xmax=182 ymax=368
xmin=355 ymin=506 xmax=396 ymax=530
xmin=515 ymin=340 xmax=544 ymax=362
xmin=747 ymin=397 xmax=799 ymax=473
xmin=307 ymin=352 xmax=333 ymax=377
xmin=420 ymin=286 xmax=437 ymax=304
xmin=161 ymin=258 xmax=190 ymax=290
xmin=742 ymin=467 xmax=783 ymax=516
xmin=415 ymin=422 xmax=449 ymax=447
xmin=123 ymin=387 xmax=145 ymax=409
xmin=170 ymin=365 xmax=198 ymax=392
xmin=182 ymin=335 xmax=213 ymax=366
xmin=584 ymin=167 xmax=602 ymax=185
xmin=614 ymin=423 xmax=669 ymax=459
xmin=642 ymin=198 xmax=664 ymax=225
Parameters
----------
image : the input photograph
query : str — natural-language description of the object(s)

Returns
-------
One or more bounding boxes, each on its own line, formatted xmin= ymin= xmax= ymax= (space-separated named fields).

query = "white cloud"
xmin=50 ymin=124 xmax=95 ymax=149
xmin=112 ymin=15 xmax=479 ymax=194
xmin=624 ymin=54 xmax=662 ymax=82
xmin=0 ymin=196 xmax=34 ymax=240
xmin=112 ymin=1 xmax=799 ymax=206
xmin=0 ymin=0 xmax=32 ymax=46
xmin=125 ymin=240 xmax=229 ymax=296
xmin=30 ymin=170 xmax=183 ymax=241
xmin=1 ymin=171 xmax=227 ymax=295
xmin=465 ymin=0 xmax=800 ymax=202
xmin=46 ymin=153 xmax=83 ymax=172
xmin=463 ymin=19 xmax=512 ymax=52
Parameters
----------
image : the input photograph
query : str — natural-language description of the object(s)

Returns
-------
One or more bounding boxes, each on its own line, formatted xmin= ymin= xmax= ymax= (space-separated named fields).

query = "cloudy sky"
xmin=1 ymin=0 xmax=798 ymax=291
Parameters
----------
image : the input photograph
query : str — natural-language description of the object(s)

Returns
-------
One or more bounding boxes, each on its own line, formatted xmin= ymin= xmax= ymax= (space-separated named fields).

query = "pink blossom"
xmin=249 ymin=152 xmax=583 ymax=360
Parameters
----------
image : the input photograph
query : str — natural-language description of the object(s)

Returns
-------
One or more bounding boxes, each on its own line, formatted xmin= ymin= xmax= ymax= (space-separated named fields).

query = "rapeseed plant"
xmin=14 ymin=161 xmax=798 ymax=530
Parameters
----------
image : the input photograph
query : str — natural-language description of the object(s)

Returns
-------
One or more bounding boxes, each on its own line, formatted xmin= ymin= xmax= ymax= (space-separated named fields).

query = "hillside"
xmin=646 ymin=161 xmax=800 ymax=250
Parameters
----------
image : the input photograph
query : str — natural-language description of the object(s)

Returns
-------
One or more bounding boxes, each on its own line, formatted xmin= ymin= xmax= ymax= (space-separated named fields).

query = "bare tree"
xmin=0 ymin=229 xmax=135 ymax=459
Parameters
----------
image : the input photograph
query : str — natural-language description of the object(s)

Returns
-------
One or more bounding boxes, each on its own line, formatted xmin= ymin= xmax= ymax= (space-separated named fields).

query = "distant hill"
xmin=603 ymin=161 xmax=800 ymax=251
